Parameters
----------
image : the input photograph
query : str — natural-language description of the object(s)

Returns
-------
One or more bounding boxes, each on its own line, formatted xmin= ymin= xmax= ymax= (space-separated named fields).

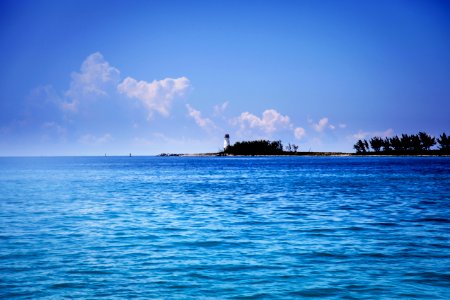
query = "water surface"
xmin=1 ymin=156 xmax=449 ymax=299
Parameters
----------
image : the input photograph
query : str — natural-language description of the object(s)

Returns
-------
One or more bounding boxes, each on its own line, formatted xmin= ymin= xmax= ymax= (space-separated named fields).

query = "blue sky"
xmin=1 ymin=0 xmax=449 ymax=155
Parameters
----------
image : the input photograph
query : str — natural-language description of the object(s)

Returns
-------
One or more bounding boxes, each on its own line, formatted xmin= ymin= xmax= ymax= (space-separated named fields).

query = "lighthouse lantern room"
xmin=224 ymin=134 xmax=230 ymax=150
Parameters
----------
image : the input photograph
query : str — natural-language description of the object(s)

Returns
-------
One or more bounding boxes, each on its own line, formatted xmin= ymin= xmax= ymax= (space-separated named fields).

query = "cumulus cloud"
xmin=63 ymin=52 xmax=120 ymax=111
xmin=294 ymin=127 xmax=306 ymax=140
xmin=118 ymin=76 xmax=189 ymax=118
xmin=236 ymin=109 xmax=291 ymax=134
xmin=312 ymin=117 xmax=329 ymax=132
xmin=186 ymin=104 xmax=215 ymax=130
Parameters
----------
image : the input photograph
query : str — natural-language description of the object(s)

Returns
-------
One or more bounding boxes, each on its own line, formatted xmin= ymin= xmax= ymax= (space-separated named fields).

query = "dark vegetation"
xmin=223 ymin=140 xmax=310 ymax=155
xmin=354 ymin=132 xmax=450 ymax=155
xmin=224 ymin=140 xmax=285 ymax=155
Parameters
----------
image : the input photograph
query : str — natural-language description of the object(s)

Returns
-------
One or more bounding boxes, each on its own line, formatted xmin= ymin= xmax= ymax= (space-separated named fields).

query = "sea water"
xmin=0 ymin=156 xmax=449 ymax=299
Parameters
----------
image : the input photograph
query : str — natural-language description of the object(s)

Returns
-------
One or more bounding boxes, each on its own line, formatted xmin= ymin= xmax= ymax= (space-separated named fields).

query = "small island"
xmin=159 ymin=132 xmax=449 ymax=157
xmin=159 ymin=136 xmax=349 ymax=157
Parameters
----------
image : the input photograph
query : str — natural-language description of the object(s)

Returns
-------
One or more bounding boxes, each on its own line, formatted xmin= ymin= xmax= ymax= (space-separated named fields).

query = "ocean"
xmin=1 ymin=156 xmax=449 ymax=299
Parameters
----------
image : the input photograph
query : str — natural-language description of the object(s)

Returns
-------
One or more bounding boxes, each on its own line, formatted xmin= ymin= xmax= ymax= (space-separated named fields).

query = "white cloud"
xmin=352 ymin=131 xmax=368 ymax=140
xmin=118 ymin=76 xmax=189 ymax=118
xmin=294 ymin=127 xmax=306 ymax=140
xmin=214 ymin=101 xmax=229 ymax=115
xmin=382 ymin=128 xmax=394 ymax=137
xmin=352 ymin=128 xmax=394 ymax=140
xmin=79 ymin=133 xmax=113 ymax=145
xmin=312 ymin=117 xmax=329 ymax=132
xmin=186 ymin=104 xmax=215 ymax=130
xmin=236 ymin=109 xmax=291 ymax=134
xmin=309 ymin=117 xmax=345 ymax=132
xmin=63 ymin=52 xmax=120 ymax=111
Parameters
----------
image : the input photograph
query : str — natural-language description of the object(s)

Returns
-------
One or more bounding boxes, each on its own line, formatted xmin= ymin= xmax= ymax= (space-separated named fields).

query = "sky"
xmin=1 ymin=0 xmax=449 ymax=155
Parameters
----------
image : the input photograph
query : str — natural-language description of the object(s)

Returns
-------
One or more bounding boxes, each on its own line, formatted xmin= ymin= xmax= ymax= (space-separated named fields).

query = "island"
xmin=159 ymin=131 xmax=449 ymax=157
xmin=159 ymin=139 xmax=349 ymax=157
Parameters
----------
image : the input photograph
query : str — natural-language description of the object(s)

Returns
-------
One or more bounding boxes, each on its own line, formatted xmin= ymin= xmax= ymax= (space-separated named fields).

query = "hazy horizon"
xmin=1 ymin=0 xmax=449 ymax=156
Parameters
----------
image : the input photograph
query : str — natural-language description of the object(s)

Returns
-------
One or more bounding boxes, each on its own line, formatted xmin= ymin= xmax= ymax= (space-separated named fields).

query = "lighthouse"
xmin=224 ymin=134 xmax=230 ymax=150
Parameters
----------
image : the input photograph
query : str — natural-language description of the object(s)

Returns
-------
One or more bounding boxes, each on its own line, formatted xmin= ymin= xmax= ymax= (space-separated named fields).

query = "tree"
xmin=410 ymin=134 xmax=422 ymax=152
xmin=364 ymin=139 xmax=369 ymax=152
xmin=354 ymin=139 xmax=368 ymax=154
xmin=382 ymin=137 xmax=392 ymax=152
xmin=369 ymin=137 xmax=384 ymax=152
xmin=400 ymin=134 xmax=413 ymax=151
xmin=225 ymin=140 xmax=284 ymax=155
xmin=437 ymin=133 xmax=450 ymax=152
xmin=389 ymin=136 xmax=402 ymax=152
xmin=418 ymin=132 xmax=436 ymax=151
xmin=292 ymin=144 xmax=299 ymax=152
xmin=360 ymin=131 xmax=445 ymax=155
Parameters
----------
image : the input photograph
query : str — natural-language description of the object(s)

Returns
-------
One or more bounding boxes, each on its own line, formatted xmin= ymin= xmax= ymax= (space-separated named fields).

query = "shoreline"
xmin=162 ymin=152 xmax=450 ymax=157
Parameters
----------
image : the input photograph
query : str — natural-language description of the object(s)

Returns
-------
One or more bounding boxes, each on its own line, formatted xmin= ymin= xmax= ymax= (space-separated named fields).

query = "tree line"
xmin=224 ymin=140 xmax=301 ymax=155
xmin=224 ymin=140 xmax=285 ymax=155
xmin=354 ymin=132 xmax=450 ymax=154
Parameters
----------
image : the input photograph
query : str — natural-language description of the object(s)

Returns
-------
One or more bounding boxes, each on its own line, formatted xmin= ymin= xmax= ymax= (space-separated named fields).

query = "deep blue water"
xmin=1 ymin=156 xmax=450 ymax=299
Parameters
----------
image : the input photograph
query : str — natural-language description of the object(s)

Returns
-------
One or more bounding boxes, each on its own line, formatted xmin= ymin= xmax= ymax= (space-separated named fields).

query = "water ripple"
xmin=0 ymin=156 xmax=449 ymax=299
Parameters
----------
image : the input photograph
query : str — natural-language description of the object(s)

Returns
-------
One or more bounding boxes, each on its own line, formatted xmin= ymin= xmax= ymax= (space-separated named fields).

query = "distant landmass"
xmin=159 ymin=132 xmax=449 ymax=157
xmin=159 ymin=139 xmax=350 ymax=157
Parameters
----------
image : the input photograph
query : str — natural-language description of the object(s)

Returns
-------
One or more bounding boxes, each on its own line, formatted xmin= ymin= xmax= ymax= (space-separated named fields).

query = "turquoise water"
xmin=1 ymin=156 xmax=449 ymax=299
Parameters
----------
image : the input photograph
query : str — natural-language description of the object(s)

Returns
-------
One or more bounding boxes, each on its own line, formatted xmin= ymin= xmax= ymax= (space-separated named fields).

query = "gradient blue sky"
xmin=1 ymin=0 xmax=449 ymax=155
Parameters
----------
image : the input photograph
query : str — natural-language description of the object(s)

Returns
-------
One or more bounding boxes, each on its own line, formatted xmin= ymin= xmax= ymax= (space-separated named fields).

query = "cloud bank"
xmin=3 ymin=51 xmax=360 ymax=154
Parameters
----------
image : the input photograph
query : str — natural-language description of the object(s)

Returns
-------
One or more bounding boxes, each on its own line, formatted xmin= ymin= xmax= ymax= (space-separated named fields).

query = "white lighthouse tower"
xmin=224 ymin=134 xmax=230 ymax=150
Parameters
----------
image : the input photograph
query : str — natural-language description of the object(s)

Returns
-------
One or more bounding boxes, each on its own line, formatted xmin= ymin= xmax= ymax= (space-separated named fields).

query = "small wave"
xmin=215 ymin=264 xmax=284 ymax=272
xmin=428 ymin=243 xmax=450 ymax=249
xmin=372 ymin=222 xmax=398 ymax=227
xmin=403 ymin=272 xmax=450 ymax=287
xmin=66 ymin=269 xmax=113 ymax=275
xmin=50 ymin=282 xmax=85 ymax=289
xmin=186 ymin=272 xmax=214 ymax=280
xmin=289 ymin=287 xmax=342 ymax=297
xmin=359 ymin=252 xmax=393 ymax=258
xmin=309 ymin=251 xmax=349 ymax=259
xmin=176 ymin=240 xmax=224 ymax=248
xmin=418 ymin=217 xmax=450 ymax=224
xmin=344 ymin=226 xmax=367 ymax=231
xmin=308 ymin=228 xmax=336 ymax=233
xmin=168 ymin=284 xmax=196 ymax=290
xmin=232 ymin=292 xmax=272 ymax=299
xmin=419 ymin=200 xmax=437 ymax=205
